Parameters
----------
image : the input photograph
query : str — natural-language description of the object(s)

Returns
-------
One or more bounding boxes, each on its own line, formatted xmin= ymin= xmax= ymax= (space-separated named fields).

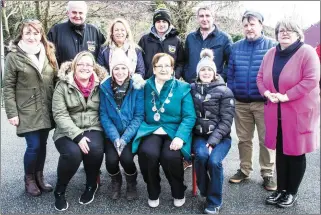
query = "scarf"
xmin=112 ymin=78 xmax=130 ymax=108
xmin=68 ymin=20 xmax=85 ymax=36
xmin=74 ymin=73 xmax=95 ymax=98
xmin=109 ymin=40 xmax=137 ymax=74
xmin=18 ymin=40 xmax=46 ymax=74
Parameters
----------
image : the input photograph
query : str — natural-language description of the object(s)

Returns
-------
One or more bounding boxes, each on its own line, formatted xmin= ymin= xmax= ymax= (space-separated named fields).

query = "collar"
xmin=245 ymin=35 xmax=265 ymax=45
xmin=196 ymin=24 xmax=218 ymax=38
xmin=150 ymin=26 xmax=173 ymax=41
xmin=68 ymin=20 xmax=86 ymax=31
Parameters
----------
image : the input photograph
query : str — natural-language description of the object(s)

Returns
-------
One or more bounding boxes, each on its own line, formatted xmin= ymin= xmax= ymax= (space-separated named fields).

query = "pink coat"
xmin=257 ymin=44 xmax=320 ymax=155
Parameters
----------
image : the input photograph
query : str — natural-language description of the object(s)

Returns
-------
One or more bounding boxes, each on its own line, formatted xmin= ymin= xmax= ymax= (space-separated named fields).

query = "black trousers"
xmin=55 ymin=131 xmax=104 ymax=188
xmin=138 ymin=134 xmax=186 ymax=200
xmin=104 ymin=139 xmax=137 ymax=175
xmin=276 ymin=119 xmax=306 ymax=195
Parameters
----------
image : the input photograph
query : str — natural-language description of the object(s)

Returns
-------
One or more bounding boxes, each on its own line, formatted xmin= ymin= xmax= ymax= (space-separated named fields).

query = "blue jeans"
xmin=23 ymin=129 xmax=50 ymax=174
xmin=193 ymin=136 xmax=231 ymax=208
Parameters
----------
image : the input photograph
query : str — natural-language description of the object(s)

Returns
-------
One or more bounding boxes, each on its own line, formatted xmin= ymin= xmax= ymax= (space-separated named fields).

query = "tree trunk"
xmin=2 ymin=8 xmax=11 ymax=39
xmin=43 ymin=1 xmax=50 ymax=33
xmin=35 ymin=1 xmax=41 ymax=20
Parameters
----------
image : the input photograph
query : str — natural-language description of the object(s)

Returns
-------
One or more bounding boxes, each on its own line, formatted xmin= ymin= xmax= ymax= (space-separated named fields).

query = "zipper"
xmin=34 ymin=88 xmax=38 ymax=111
xmin=19 ymin=94 xmax=35 ymax=108
xmin=248 ymin=43 xmax=254 ymax=101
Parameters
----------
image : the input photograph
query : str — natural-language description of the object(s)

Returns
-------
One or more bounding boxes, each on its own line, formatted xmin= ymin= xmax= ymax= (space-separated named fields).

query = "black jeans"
xmin=276 ymin=119 xmax=306 ymax=195
xmin=104 ymin=139 xmax=137 ymax=175
xmin=54 ymin=131 xmax=104 ymax=188
xmin=138 ymin=134 xmax=186 ymax=200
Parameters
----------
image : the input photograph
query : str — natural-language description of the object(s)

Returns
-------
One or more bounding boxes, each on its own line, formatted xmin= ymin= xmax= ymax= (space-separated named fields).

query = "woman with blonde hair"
xmin=52 ymin=51 xmax=107 ymax=211
xmin=3 ymin=19 xmax=57 ymax=197
xmin=98 ymin=18 xmax=145 ymax=77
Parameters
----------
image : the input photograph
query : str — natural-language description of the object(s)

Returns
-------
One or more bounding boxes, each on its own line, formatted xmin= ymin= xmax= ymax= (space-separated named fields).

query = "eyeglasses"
xmin=77 ymin=63 xmax=94 ymax=68
xmin=154 ymin=65 xmax=172 ymax=69
xmin=278 ymin=29 xmax=295 ymax=34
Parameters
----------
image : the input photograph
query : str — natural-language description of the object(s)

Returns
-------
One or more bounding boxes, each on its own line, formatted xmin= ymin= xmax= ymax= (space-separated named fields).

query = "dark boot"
xmin=25 ymin=174 xmax=41 ymax=197
xmin=36 ymin=171 xmax=53 ymax=192
xmin=125 ymin=171 xmax=138 ymax=201
xmin=54 ymin=185 xmax=68 ymax=211
xmin=109 ymin=171 xmax=122 ymax=200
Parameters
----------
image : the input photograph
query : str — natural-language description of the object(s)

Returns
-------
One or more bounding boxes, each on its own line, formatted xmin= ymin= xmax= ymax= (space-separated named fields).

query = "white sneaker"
xmin=173 ymin=196 xmax=185 ymax=207
xmin=148 ymin=198 xmax=159 ymax=208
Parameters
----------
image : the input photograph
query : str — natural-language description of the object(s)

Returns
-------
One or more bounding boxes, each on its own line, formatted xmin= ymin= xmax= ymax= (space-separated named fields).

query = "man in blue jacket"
xmin=227 ymin=10 xmax=276 ymax=191
xmin=47 ymin=1 xmax=106 ymax=67
xmin=184 ymin=6 xmax=233 ymax=83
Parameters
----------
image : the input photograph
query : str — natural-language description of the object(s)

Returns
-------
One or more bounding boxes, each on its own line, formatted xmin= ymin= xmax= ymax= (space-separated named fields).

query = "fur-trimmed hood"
xmin=58 ymin=61 xmax=108 ymax=85
xmin=101 ymin=73 xmax=146 ymax=90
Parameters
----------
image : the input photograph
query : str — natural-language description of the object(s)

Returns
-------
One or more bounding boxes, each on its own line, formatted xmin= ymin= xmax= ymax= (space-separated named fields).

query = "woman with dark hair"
xmin=3 ymin=19 xmax=58 ymax=197
xmin=257 ymin=19 xmax=320 ymax=208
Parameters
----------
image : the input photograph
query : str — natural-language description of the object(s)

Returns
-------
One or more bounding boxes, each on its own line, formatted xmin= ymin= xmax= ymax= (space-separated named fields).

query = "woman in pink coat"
xmin=257 ymin=19 xmax=320 ymax=208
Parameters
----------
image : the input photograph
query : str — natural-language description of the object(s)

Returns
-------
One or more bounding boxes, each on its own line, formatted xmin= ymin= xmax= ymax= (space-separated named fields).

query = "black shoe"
xmin=79 ymin=184 xmax=98 ymax=205
xmin=265 ymin=190 xmax=286 ymax=205
xmin=277 ymin=193 xmax=298 ymax=208
xmin=54 ymin=191 xmax=68 ymax=211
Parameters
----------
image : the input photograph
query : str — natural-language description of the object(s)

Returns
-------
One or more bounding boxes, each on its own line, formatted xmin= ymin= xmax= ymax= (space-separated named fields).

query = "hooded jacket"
xmin=191 ymin=76 xmax=235 ymax=146
xmin=3 ymin=44 xmax=56 ymax=136
xmin=138 ymin=26 xmax=185 ymax=79
xmin=52 ymin=61 xmax=107 ymax=142
xmin=100 ymin=74 xmax=145 ymax=144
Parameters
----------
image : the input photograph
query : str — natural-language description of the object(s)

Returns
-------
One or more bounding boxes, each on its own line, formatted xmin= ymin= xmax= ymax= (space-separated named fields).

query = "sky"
xmin=241 ymin=1 xmax=320 ymax=28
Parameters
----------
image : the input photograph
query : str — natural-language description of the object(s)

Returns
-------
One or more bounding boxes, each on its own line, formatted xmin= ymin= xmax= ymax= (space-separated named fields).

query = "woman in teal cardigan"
xmin=132 ymin=53 xmax=196 ymax=208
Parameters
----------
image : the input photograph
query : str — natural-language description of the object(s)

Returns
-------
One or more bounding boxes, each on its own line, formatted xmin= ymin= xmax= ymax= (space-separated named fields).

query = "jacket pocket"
xmin=297 ymin=109 xmax=313 ymax=134
xmin=16 ymin=88 xmax=37 ymax=110
xmin=210 ymin=45 xmax=222 ymax=49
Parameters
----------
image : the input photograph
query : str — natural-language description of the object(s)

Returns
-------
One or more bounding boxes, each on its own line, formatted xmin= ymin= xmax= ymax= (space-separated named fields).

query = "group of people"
xmin=3 ymin=1 xmax=320 ymax=214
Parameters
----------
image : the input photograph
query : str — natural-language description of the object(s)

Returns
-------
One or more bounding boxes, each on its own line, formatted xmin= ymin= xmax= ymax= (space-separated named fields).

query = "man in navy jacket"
xmin=227 ymin=10 xmax=276 ymax=191
xmin=184 ymin=6 xmax=233 ymax=83
xmin=47 ymin=1 xmax=105 ymax=67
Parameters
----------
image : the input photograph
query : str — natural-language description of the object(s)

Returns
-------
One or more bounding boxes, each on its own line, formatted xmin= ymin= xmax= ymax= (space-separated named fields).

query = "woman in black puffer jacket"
xmin=191 ymin=49 xmax=235 ymax=214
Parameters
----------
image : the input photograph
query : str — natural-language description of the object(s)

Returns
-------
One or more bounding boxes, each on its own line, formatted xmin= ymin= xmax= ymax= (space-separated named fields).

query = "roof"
xmin=304 ymin=21 xmax=320 ymax=47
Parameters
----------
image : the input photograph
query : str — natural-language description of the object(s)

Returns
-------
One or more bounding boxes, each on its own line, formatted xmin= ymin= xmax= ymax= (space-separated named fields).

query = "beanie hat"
xmin=110 ymin=49 xmax=131 ymax=76
xmin=196 ymin=49 xmax=216 ymax=77
xmin=242 ymin=10 xmax=264 ymax=23
xmin=153 ymin=8 xmax=171 ymax=26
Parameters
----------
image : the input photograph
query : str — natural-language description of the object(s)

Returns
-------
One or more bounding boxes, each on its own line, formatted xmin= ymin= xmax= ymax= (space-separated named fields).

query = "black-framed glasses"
xmin=278 ymin=29 xmax=295 ymax=34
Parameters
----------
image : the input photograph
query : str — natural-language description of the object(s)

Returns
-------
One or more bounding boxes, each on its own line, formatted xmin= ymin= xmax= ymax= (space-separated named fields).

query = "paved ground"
xmin=1 ymin=108 xmax=320 ymax=214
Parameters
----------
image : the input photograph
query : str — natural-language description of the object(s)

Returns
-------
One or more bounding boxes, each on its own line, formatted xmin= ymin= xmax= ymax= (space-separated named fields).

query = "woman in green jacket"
xmin=52 ymin=51 xmax=107 ymax=211
xmin=132 ymin=53 xmax=196 ymax=208
xmin=3 ymin=19 xmax=58 ymax=197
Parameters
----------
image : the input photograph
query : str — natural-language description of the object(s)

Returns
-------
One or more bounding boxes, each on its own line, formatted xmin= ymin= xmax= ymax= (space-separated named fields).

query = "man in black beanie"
xmin=138 ymin=8 xmax=185 ymax=80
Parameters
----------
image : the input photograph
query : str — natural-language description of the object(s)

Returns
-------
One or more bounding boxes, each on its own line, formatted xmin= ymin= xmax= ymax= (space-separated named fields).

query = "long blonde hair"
xmin=103 ymin=18 xmax=140 ymax=50
xmin=14 ymin=19 xmax=58 ymax=70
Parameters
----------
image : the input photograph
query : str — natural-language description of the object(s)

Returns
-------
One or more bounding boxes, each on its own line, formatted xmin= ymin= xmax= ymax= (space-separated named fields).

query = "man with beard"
xmin=184 ymin=6 xmax=233 ymax=83
xmin=47 ymin=1 xmax=105 ymax=67
xmin=227 ymin=11 xmax=277 ymax=191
